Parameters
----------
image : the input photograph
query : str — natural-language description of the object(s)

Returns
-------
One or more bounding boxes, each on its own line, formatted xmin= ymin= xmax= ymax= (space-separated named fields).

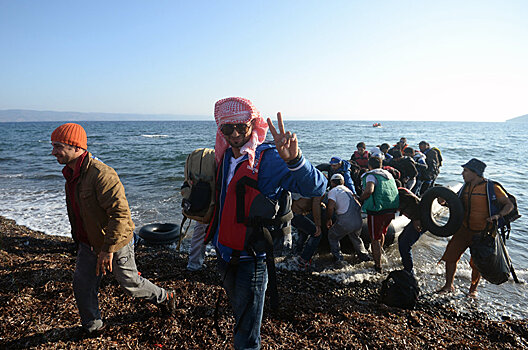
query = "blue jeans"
xmin=412 ymin=179 xmax=424 ymax=195
xmin=217 ymin=257 xmax=268 ymax=350
xmin=397 ymin=222 xmax=425 ymax=273
xmin=292 ymin=214 xmax=321 ymax=262
xmin=419 ymin=179 xmax=435 ymax=196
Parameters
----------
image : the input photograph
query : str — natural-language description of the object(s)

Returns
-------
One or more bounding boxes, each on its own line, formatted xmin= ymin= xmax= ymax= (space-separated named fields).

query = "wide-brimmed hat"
xmin=462 ymin=158 xmax=486 ymax=177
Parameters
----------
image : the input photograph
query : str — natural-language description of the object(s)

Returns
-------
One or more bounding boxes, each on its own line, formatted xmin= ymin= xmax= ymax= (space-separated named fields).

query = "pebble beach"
xmin=1 ymin=215 xmax=527 ymax=349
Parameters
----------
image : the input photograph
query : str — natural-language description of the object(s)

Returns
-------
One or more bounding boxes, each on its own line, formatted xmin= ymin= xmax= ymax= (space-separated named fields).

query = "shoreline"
xmin=1 ymin=215 xmax=527 ymax=349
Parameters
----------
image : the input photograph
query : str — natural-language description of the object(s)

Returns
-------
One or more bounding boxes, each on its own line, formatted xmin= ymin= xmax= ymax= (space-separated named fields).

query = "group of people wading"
xmin=50 ymin=96 xmax=513 ymax=350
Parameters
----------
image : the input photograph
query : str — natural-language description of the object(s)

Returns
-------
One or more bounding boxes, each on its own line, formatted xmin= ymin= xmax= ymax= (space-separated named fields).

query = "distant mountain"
xmin=507 ymin=114 xmax=528 ymax=122
xmin=0 ymin=109 xmax=210 ymax=122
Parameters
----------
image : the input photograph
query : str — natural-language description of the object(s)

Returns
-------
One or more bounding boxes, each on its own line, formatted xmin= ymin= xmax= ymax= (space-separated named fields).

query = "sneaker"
xmin=165 ymin=289 xmax=177 ymax=314
xmin=293 ymin=256 xmax=310 ymax=270
xmin=358 ymin=253 xmax=372 ymax=262
xmin=83 ymin=323 xmax=106 ymax=337
xmin=186 ymin=265 xmax=203 ymax=272
xmin=334 ymin=259 xmax=348 ymax=269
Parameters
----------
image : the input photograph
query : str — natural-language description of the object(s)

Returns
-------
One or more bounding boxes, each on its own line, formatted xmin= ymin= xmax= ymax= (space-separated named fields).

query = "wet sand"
xmin=1 ymin=215 xmax=527 ymax=349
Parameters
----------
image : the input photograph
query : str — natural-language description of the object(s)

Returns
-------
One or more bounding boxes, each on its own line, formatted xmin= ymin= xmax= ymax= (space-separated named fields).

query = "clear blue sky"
xmin=1 ymin=0 xmax=527 ymax=121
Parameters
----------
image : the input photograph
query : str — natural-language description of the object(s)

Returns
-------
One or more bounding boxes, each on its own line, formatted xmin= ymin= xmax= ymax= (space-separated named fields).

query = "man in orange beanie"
xmin=51 ymin=123 xmax=176 ymax=335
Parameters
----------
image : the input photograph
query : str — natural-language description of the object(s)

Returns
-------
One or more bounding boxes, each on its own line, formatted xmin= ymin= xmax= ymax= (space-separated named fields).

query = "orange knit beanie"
xmin=51 ymin=123 xmax=87 ymax=149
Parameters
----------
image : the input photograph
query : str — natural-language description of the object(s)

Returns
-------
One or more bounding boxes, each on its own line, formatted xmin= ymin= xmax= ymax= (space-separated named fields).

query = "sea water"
xmin=1 ymin=120 xmax=526 ymax=320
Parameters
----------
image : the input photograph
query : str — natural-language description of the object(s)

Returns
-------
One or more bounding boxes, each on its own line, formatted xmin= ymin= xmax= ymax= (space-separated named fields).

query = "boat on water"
xmin=372 ymin=123 xmax=382 ymax=128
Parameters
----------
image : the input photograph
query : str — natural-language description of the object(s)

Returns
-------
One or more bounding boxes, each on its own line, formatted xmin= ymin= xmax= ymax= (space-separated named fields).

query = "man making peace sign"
xmin=205 ymin=97 xmax=326 ymax=349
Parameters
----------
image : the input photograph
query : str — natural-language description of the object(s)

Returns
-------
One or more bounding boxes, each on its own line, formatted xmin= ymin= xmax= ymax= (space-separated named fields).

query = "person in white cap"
xmin=326 ymin=174 xmax=370 ymax=267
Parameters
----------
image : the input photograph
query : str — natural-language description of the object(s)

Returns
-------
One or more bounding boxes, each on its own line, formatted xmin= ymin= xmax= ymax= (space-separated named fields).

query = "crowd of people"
xmin=49 ymin=96 xmax=513 ymax=350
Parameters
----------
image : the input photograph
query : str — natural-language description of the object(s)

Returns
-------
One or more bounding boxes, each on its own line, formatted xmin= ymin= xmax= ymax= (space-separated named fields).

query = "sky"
xmin=1 ymin=0 xmax=527 ymax=121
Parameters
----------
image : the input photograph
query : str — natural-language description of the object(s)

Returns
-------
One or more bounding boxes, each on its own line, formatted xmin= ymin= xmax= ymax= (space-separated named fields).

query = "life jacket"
xmin=431 ymin=147 xmax=443 ymax=166
xmin=181 ymin=148 xmax=216 ymax=223
xmin=382 ymin=165 xmax=400 ymax=180
xmin=457 ymin=179 xmax=520 ymax=238
xmin=392 ymin=143 xmax=409 ymax=151
xmin=361 ymin=170 xmax=399 ymax=214
xmin=206 ymin=145 xmax=293 ymax=313
xmin=351 ymin=150 xmax=369 ymax=168
xmin=205 ymin=145 xmax=293 ymax=257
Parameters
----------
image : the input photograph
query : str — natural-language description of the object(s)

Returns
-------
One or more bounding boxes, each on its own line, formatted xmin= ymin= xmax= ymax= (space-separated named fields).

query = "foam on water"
xmin=0 ymin=187 xmax=70 ymax=236
xmin=141 ymin=134 xmax=169 ymax=138
xmin=0 ymin=173 xmax=24 ymax=178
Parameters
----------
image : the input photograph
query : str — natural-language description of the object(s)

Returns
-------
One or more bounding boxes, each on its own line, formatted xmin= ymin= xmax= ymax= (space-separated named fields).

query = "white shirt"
xmin=362 ymin=168 xmax=394 ymax=188
xmin=365 ymin=174 xmax=378 ymax=186
xmin=327 ymin=185 xmax=354 ymax=215
xmin=227 ymin=154 xmax=245 ymax=185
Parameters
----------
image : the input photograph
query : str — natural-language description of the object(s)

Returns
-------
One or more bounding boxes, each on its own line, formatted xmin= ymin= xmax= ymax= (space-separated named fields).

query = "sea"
xmin=1 ymin=120 xmax=527 ymax=320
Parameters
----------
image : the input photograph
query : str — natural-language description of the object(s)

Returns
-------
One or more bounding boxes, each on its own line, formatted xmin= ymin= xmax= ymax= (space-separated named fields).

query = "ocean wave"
xmin=28 ymin=174 xmax=63 ymax=180
xmin=0 ymin=173 xmax=24 ymax=178
xmin=2 ymin=119 xmax=528 ymax=321
xmin=141 ymin=134 xmax=169 ymax=138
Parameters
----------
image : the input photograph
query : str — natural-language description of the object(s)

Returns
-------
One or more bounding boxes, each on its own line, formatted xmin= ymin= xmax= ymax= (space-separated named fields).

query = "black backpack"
xmin=380 ymin=270 xmax=420 ymax=309
xmin=487 ymin=180 xmax=521 ymax=240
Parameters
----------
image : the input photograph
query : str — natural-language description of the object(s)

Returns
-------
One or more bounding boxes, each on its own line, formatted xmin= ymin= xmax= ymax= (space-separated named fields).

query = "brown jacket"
xmin=65 ymin=152 xmax=135 ymax=253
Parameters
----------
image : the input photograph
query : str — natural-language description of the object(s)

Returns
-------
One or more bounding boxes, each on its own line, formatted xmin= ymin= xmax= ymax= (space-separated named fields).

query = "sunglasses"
xmin=220 ymin=122 xmax=252 ymax=136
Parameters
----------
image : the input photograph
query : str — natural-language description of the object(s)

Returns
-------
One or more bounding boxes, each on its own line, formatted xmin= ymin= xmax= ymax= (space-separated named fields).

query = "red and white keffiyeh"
xmin=214 ymin=97 xmax=268 ymax=168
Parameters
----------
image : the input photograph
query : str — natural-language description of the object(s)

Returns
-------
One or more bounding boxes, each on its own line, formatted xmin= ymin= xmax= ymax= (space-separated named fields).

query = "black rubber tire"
xmin=359 ymin=215 xmax=408 ymax=248
xmin=138 ymin=223 xmax=179 ymax=245
xmin=420 ymin=186 xmax=464 ymax=237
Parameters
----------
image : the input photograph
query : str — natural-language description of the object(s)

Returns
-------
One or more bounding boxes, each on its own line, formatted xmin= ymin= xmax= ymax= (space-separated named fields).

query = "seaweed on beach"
xmin=1 ymin=216 xmax=527 ymax=349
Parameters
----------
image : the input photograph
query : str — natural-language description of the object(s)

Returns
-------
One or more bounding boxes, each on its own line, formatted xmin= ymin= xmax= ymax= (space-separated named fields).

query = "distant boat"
xmin=373 ymin=123 xmax=382 ymax=128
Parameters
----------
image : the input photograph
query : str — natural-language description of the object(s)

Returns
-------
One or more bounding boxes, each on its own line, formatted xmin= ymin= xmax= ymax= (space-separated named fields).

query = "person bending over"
xmin=359 ymin=157 xmax=399 ymax=273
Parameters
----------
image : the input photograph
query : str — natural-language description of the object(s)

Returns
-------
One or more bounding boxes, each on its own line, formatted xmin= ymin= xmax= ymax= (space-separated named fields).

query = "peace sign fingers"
xmin=267 ymin=112 xmax=286 ymax=140
xmin=267 ymin=112 xmax=299 ymax=162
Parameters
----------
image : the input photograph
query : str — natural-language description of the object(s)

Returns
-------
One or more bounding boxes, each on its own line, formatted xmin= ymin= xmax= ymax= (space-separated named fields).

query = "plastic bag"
xmin=470 ymin=225 xmax=510 ymax=285
xmin=380 ymin=269 xmax=420 ymax=309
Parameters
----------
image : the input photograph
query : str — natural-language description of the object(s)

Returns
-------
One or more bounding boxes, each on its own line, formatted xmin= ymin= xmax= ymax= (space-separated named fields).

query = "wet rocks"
xmin=1 ymin=216 xmax=527 ymax=349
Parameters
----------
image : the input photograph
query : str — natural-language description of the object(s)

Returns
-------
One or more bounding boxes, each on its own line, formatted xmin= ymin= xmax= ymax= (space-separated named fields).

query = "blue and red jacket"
xmin=206 ymin=143 xmax=327 ymax=262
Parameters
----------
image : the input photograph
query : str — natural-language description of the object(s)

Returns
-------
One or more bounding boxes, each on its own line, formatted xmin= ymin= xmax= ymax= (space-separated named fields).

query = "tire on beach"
xmin=420 ymin=186 xmax=464 ymax=237
xmin=138 ymin=223 xmax=179 ymax=245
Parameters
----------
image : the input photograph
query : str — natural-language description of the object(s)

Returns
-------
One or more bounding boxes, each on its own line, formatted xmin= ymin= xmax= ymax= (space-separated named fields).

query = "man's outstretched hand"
xmin=267 ymin=112 xmax=299 ymax=162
